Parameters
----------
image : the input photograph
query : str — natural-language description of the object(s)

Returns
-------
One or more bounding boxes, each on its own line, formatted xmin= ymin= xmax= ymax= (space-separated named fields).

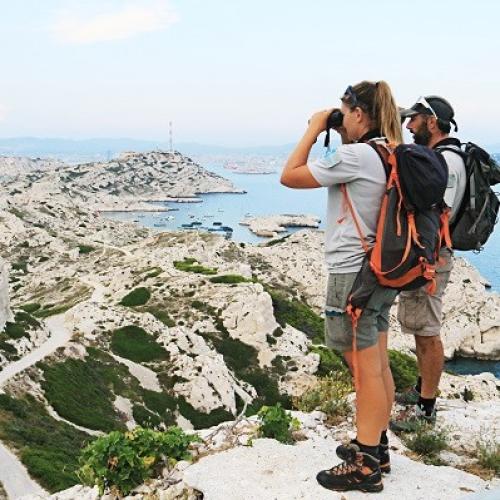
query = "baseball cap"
xmin=400 ymin=95 xmax=458 ymax=131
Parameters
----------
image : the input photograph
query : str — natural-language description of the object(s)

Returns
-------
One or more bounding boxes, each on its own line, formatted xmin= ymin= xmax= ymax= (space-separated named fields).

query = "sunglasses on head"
xmin=415 ymin=96 xmax=438 ymax=119
xmin=341 ymin=85 xmax=369 ymax=111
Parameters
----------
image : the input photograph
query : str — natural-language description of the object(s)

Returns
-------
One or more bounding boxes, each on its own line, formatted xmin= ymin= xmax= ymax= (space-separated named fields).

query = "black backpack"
xmin=436 ymin=142 xmax=500 ymax=251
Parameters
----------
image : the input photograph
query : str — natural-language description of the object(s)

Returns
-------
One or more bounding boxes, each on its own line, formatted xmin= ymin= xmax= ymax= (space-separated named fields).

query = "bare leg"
xmin=344 ymin=342 xmax=387 ymax=446
xmin=415 ymin=335 xmax=444 ymax=399
xmin=378 ymin=332 xmax=394 ymax=427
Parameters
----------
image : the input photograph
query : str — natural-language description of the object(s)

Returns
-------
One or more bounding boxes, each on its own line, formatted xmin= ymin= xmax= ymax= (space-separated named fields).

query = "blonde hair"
xmin=342 ymin=80 xmax=403 ymax=145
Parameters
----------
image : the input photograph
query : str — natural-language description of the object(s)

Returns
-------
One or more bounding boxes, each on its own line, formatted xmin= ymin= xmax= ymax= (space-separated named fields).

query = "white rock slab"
xmin=183 ymin=436 xmax=488 ymax=500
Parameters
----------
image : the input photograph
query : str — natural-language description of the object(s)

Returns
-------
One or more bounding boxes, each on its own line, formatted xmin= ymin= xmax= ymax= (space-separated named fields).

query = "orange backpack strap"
xmin=340 ymin=184 xmax=370 ymax=254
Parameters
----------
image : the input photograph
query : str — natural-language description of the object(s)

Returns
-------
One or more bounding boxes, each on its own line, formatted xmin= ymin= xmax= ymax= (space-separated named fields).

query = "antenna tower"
xmin=169 ymin=121 xmax=173 ymax=153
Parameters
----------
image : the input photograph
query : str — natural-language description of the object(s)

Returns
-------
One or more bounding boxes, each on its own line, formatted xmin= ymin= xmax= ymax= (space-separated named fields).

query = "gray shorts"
xmin=397 ymin=248 xmax=453 ymax=337
xmin=325 ymin=272 xmax=398 ymax=353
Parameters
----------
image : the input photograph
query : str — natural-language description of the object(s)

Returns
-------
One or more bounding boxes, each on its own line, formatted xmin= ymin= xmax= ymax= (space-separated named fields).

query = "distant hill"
xmin=0 ymin=137 xmax=333 ymax=162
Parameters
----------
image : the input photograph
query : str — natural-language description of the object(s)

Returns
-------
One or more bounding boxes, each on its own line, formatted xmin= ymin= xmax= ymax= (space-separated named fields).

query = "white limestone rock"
xmin=0 ymin=256 xmax=13 ymax=332
xmin=240 ymin=214 xmax=321 ymax=238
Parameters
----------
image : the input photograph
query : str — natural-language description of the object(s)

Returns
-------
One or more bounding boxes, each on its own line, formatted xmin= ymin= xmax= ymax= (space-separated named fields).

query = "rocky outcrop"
xmin=240 ymin=214 xmax=321 ymax=238
xmin=247 ymin=230 xmax=500 ymax=360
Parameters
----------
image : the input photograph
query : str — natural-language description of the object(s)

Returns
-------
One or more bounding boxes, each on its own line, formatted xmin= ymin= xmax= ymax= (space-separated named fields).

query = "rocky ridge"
xmin=0 ymin=153 xmax=498 ymax=499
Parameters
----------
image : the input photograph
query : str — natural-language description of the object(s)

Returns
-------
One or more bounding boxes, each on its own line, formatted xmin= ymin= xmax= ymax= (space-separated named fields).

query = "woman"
xmin=281 ymin=80 xmax=402 ymax=493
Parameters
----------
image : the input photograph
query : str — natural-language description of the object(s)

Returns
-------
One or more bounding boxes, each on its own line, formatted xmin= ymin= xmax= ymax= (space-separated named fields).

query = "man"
xmin=392 ymin=96 xmax=466 ymax=430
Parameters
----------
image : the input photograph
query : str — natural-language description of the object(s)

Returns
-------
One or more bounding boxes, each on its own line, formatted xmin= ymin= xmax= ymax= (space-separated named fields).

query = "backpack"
xmin=340 ymin=141 xmax=450 ymax=389
xmin=435 ymin=142 xmax=500 ymax=251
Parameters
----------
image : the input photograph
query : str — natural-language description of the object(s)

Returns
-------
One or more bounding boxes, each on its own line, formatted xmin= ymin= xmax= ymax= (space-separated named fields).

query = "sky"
xmin=0 ymin=0 xmax=499 ymax=147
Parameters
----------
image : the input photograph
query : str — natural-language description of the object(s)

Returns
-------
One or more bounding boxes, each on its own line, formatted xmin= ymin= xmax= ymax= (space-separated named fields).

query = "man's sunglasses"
xmin=415 ymin=96 xmax=438 ymax=119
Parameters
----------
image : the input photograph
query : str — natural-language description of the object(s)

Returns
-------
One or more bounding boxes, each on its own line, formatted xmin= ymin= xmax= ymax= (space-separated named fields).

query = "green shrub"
xmin=111 ymin=325 xmax=169 ymax=363
xmin=173 ymin=258 xmax=217 ymax=275
xmin=4 ymin=311 xmax=41 ymax=339
xmin=11 ymin=260 xmax=28 ymax=273
xmin=209 ymin=274 xmax=250 ymax=284
xmin=78 ymin=426 xmax=199 ymax=496
xmin=258 ymin=403 xmax=300 ymax=444
xmin=388 ymin=350 xmax=418 ymax=392
xmin=20 ymin=303 xmax=41 ymax=314
xmin=119 ymin=287 xmax=151 ymax=307
xmin=78 ymin=245 xmax=95 ymax=254
xmin=268 ymin=288 xmax=323 ymax=344
xmin=403 ymin=422 xmax=448 ymax=459
xmin=0 ymin=394 xmax=89 ymax=492
xmin=294 ymin=372 xmax=353 ymax=425
xmin=309 ymin=345 xmax=348 ymax=376
xmin=476 ymin=439 xmax=500 ymax=475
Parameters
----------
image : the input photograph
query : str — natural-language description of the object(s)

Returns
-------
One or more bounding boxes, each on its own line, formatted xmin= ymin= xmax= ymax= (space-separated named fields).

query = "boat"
xmin=191 ymin=221 xmax=202 ymax=226
xmin=213 ymin=222 xmax=222 ymax=226
xmin=221 ymin=226 xmax=233 ymax=232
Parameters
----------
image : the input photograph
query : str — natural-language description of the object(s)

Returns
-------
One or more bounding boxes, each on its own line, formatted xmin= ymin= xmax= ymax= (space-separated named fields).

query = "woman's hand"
xmin=307 ymin=109 xmax=332 ymax=136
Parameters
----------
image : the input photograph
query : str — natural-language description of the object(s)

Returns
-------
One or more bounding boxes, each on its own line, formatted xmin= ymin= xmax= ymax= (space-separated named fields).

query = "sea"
xmin=104 ymin=160 xmax=500 ymax=378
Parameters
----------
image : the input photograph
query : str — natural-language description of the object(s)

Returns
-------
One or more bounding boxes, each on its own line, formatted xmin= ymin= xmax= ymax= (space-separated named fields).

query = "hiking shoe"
xmin=316 ymin=447 xmax=383 ymax=493
xmin=390 ymin=404 xmax=436 ymax=433
xmin=336 ymin=440 xmax=391 ymax=474
xmin=378 ymin=443 xmax=391 ymax=474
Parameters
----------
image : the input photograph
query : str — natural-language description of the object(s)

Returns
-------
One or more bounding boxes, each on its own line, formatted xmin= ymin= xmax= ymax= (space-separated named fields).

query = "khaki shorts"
xmin=325 ymin=272 xmax=398 ymax=352
xmin=397 ymin=248 xmax=453 ymax=337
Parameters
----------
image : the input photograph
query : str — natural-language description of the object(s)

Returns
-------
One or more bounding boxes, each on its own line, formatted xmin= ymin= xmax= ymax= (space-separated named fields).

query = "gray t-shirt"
xmin=308 ymin=141 xmax=387 ymax=274
xmin=441 ymin=149 xmax=466 ymax=223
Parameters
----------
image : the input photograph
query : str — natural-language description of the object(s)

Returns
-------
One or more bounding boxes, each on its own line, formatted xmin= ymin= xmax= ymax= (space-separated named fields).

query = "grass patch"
xmin=0 ymin=394 xmax=90 ymax=492
xmin=388 ymin=350 xmax=418 ymax=392
xmin=111 ymin=325 xmax=169 ymax=363
xmin=294 ymin=372 xmax=353 ymax=425
xmin=402 ymin=422 xmax=448 ymax=462
xmin=268 ymin=288 xmax=323 ymax=344
xmin=209 ymin=274 xmax=250 ymax=284
xmin=119 ymin=287 xmax=151 ymax=307
xmin=476 ymin=439 xmax=500 ymax=476
xmin=173 ymin=258 xmax=217 ymax=275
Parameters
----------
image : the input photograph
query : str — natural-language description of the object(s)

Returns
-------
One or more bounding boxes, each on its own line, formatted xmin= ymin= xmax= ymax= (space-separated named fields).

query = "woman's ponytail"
xmin=373 ymin=81 xmax=403 ymax=145
xmin=347 ymin=80 xmax=403 ymax=145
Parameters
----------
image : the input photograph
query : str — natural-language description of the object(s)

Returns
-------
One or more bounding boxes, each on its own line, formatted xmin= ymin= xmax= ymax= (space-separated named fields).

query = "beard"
xmin=412 ymin=121 xmax=432 ymax=146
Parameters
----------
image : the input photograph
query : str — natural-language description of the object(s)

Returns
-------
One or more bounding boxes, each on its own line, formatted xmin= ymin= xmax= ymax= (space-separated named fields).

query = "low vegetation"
xmin=173 ymin=257 xmax=217 ymax=275
xmin=268 ymin=288 xmax=323 ymax=344
xmin=309 ymin=345 xmax=348 ymax=376
xmin=209 ymin=274 xmax=250 ymax=284
xmin=78 ymin=245 xmax=95 ymax=254
xmin=78 ymin=426 xmax=199 ymax=496
xmin=294 ymin=372 xmax=353 ymax=425
xmin=258 ymin=403 xmax=300 ymax=444
xmin=475 ymin=439 xmax=500 ymax=476
xmin=3 ymin=311 xmax=41 ymax=340
xmin=111 ymin=325 xmax=169 ymax=363
xmin=119 ymin=287 xmax=151 ymax=307
xmin=388 ymin=350 xmax=418 ymax=392
xmin=402 ymin=422 xmax=448 ymax=464
xmin=143 ymin=306 xmax=176 ymax=327
xmin=39 ymin=348 xmax=147 ymax=432
xmin=0 ymin=394 xmax=90 ymax=492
